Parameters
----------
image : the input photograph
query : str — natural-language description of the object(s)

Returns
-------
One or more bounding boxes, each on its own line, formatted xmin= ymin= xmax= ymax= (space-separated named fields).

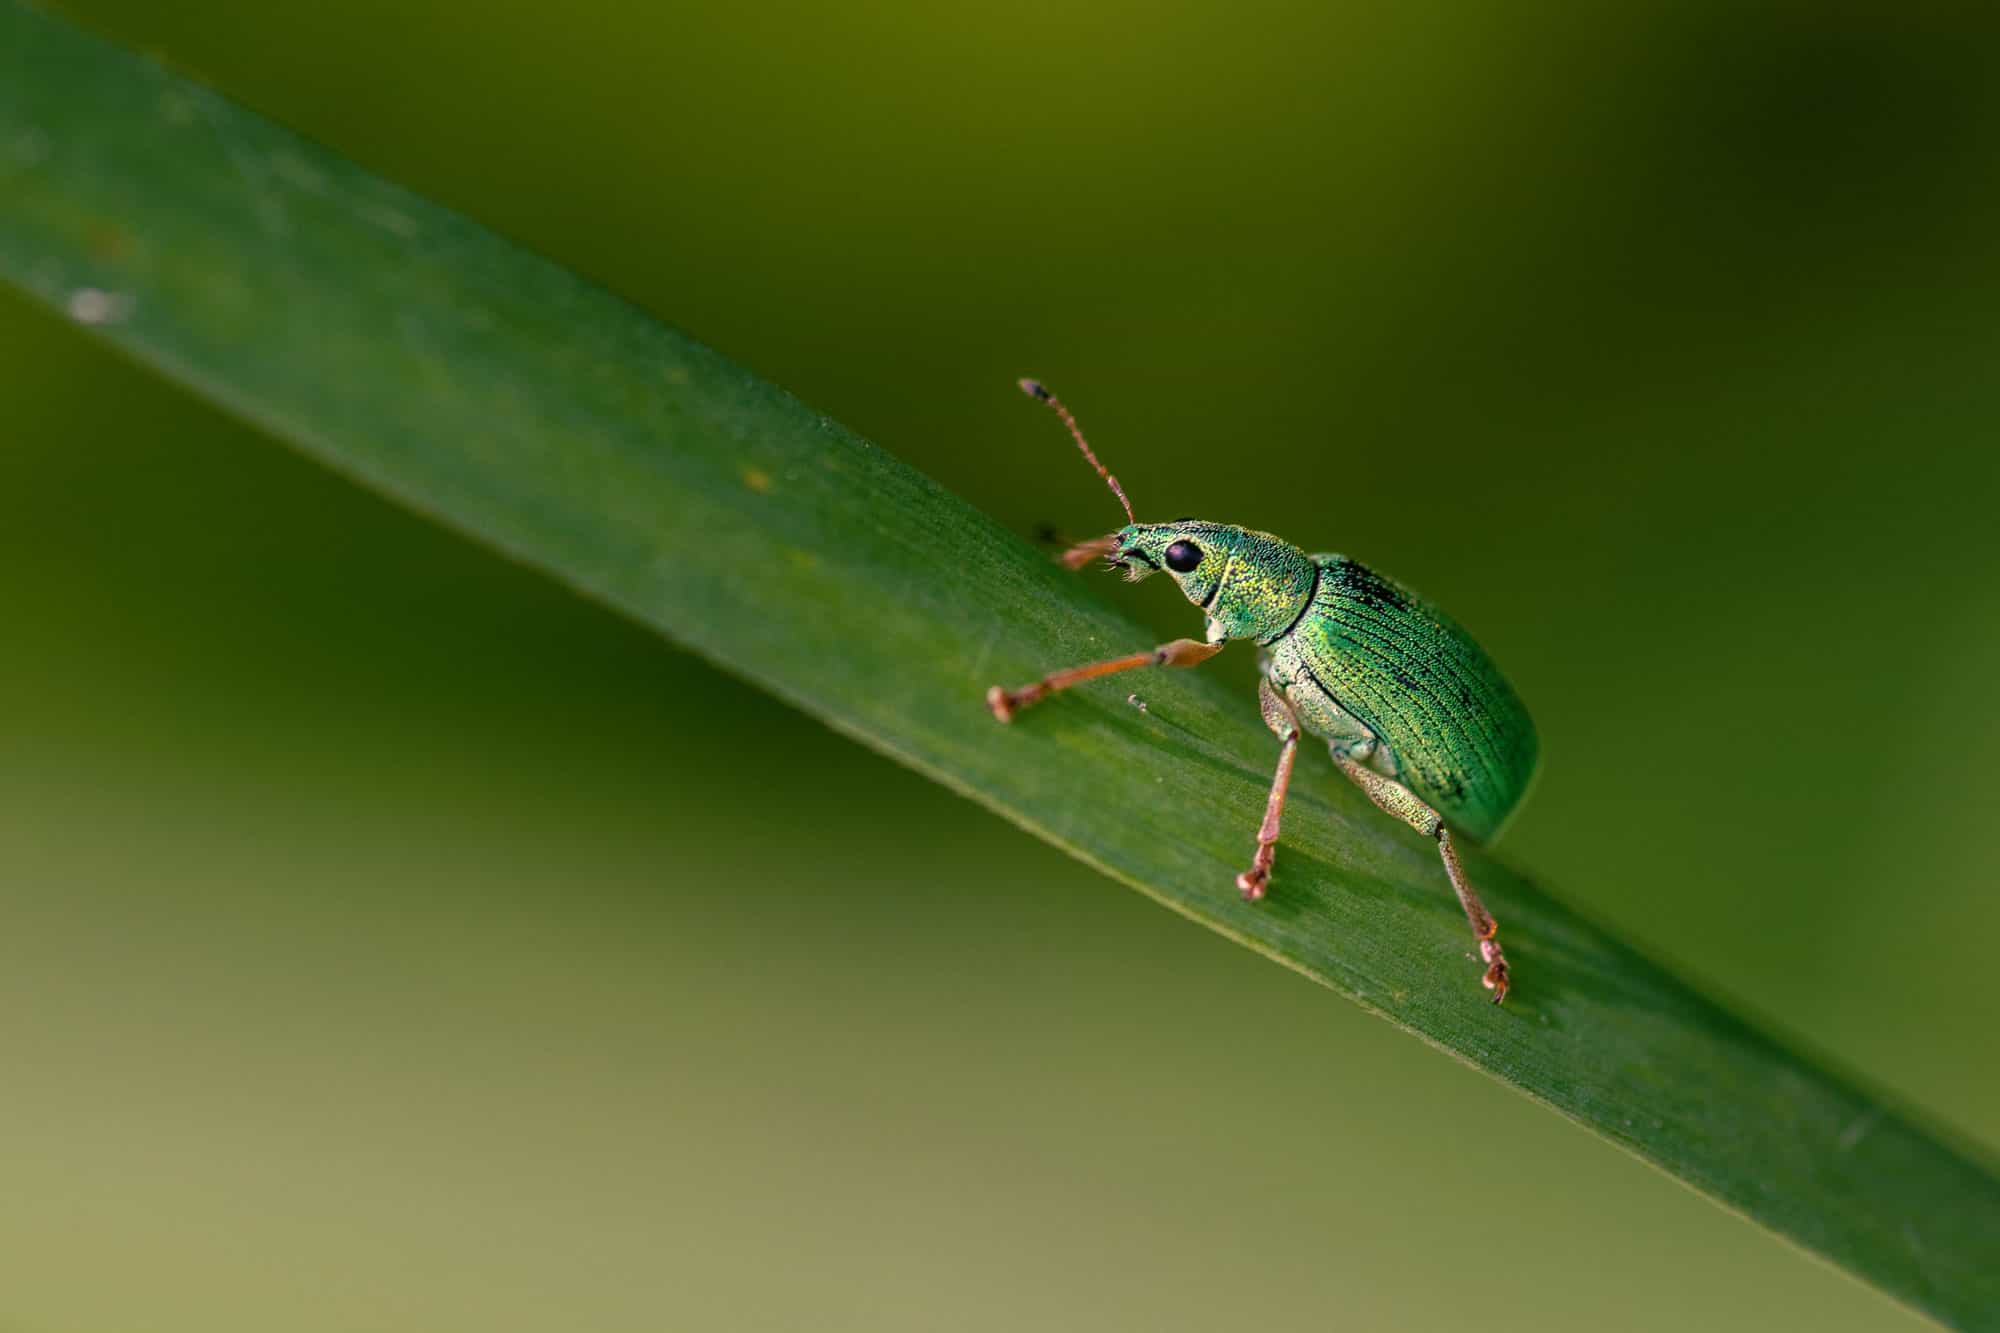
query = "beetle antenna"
xmin=1018 ymin=378 xmax=1135 ymax=524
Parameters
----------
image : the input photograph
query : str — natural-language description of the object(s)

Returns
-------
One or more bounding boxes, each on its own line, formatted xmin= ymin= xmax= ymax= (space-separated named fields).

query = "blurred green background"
xmin=5 ymin=0 xmax=1999 ymax=1329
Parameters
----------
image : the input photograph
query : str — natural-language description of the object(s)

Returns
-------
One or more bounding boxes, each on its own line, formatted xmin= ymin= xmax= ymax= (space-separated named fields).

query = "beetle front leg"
xmin=986 ymin=639 xmax=1222 ymax=722
xmin=1236 ymin=677 xmax=1300 ymax=902
xmin=1330 ymin=752 xmax=1510 ymax=1003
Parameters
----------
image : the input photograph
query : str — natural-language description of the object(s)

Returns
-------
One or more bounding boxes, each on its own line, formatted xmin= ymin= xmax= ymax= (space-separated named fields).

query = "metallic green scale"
xmin=1110 ymin=521 xmax=1538 ymax=843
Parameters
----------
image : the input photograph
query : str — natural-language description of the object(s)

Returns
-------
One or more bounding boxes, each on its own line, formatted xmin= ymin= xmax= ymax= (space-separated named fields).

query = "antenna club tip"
xmin=1017 ymin=378 xmax=1051 ymax=401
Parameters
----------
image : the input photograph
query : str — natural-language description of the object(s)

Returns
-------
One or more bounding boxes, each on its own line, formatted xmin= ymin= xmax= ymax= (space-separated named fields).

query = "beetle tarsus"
xmin=1481 ymin=936 xmax=1510 ymax=1003
xmin=987 ymin=684 xmax=1029 ymax=722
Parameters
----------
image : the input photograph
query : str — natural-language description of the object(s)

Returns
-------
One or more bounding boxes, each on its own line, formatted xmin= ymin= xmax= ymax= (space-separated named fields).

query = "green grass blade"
xmin=3 ymin=4 xmax=1995 ymax=1325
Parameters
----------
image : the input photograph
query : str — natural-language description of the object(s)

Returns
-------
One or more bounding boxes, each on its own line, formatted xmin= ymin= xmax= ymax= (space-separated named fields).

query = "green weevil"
xmin=987 ymin=380 xmax=1537 ymax=1002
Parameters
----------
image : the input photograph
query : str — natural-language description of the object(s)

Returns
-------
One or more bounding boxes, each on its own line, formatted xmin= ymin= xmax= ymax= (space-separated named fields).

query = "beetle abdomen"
xmin=1274 ymin=554 xmax=1538 ymax=843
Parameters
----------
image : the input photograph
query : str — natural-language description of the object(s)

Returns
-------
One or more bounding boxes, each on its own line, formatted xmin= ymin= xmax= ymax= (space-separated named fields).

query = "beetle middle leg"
xmin=1235 ymin=677 xmax=1301 ymax=902
xmin=987 ymin=639 xmax=1222 ymax=721
xmin=1330 ymin=751 xmax=1510 ymax=1003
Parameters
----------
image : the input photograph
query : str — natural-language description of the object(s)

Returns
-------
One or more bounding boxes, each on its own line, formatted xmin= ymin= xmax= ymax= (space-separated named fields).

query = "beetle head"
xmin=1101 ymin=520 xmax=1240 ymax=605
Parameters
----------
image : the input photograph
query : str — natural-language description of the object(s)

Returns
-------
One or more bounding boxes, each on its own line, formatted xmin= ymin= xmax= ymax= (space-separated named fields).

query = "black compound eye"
xmin=1164 ymin=540 xmax=1203 ymax=573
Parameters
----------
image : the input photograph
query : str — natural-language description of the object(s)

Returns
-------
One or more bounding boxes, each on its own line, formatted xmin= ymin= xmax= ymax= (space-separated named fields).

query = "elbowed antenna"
xmin=1018 ymin=379 xmax=1135 ymax=525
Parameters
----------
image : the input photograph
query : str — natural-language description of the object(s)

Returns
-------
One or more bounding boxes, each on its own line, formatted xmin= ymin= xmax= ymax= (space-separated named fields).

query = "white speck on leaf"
xmin=67 ymin=288 xmax=132 ymax=325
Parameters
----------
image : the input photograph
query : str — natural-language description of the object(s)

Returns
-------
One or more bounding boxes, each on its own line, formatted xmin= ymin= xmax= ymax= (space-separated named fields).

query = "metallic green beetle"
xmin=987 ymin=380 xmax=1537 ymax=1002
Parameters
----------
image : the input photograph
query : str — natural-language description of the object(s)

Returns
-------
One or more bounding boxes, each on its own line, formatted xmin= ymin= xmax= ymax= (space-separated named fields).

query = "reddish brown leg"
xmin=1236 ymin=678 xmax=1301 ymax=901
xmin=1332 ymin=752 xmax=1511 ymax=1003
xmin=987 ymin=639 xmax=1222 ymax=722
xmin=1437 ymin=827 xmax=1509 ymax=1003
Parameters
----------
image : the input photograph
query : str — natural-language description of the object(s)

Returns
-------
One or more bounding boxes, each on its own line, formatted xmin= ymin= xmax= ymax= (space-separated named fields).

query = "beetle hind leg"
xmin=1329 ymin=751 xmax=1511 ymax=1003
xmin=1236 ymin=678 xmax=1301 ymax=902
